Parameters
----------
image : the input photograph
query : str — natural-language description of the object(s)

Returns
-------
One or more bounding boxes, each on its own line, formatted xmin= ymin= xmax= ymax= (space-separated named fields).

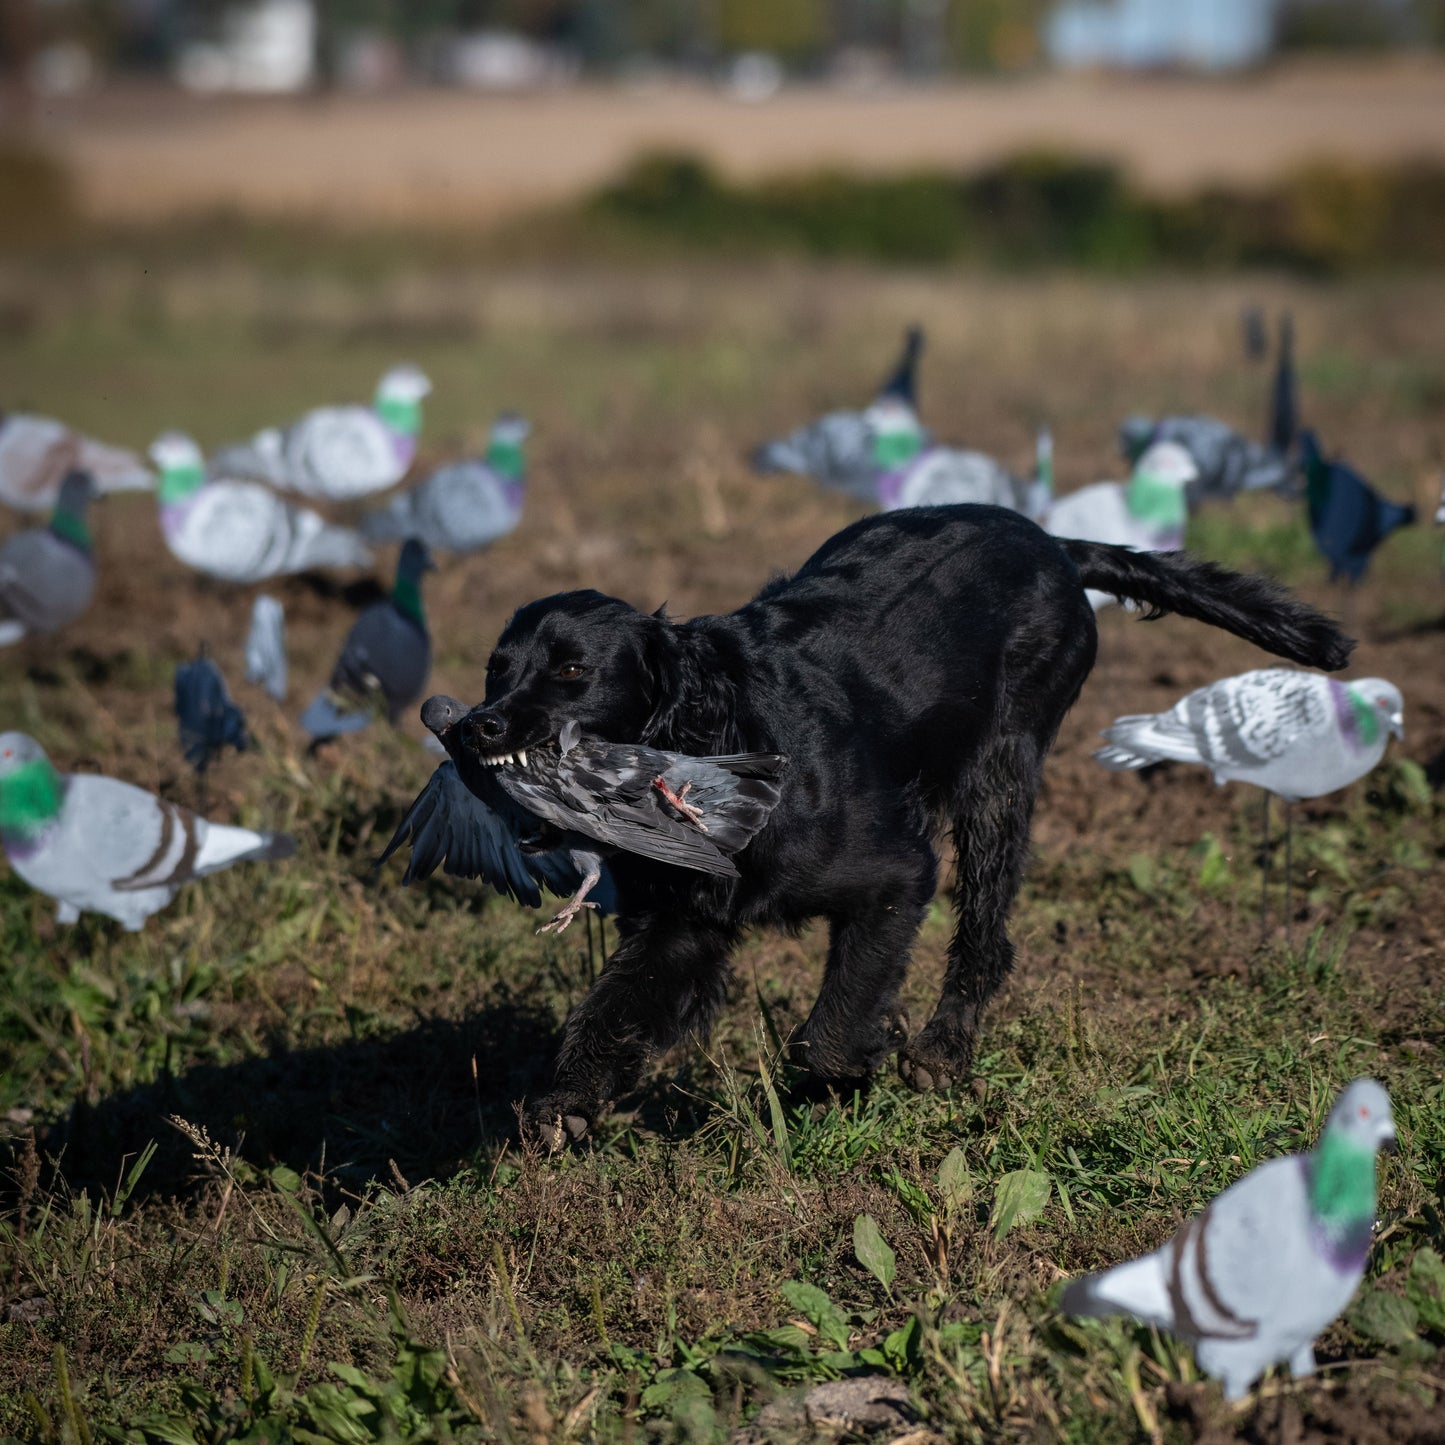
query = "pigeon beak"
xmin=1388 ymin=712 xmax=1404 ymax=740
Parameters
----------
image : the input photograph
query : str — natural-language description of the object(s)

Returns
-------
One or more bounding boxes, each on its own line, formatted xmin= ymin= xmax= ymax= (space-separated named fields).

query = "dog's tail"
xmin=1060 ymin=540 xmax=1353 ymax=671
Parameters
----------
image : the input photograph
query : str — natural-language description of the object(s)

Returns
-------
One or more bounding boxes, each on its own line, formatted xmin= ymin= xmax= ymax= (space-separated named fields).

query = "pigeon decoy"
xmin=1241 ymin=303 xmax=1268 ymax=361
xmin=0 ymin=410 xmax=152 ymax=513
xmin=1096 ymin=668 xmax=1403 ymax=933
xmin=0 ymin=731 xmax=294 ymax=930
xmin=877 ymin=323 xmax=924 ymax=408
xmin=301 ymin=538 xmax=434 ymax=742
xmin=1300 ymin=431 xmax=1416 ymax=584
xmin=360 ymin=414 xmax=529 ymax=554
xmin=380 ymin=699 xmax=786 ymax=933
xmin=1268 ymin=312 xmax=1298 ymax=457
xmin=151 ymin=433 xmax=373 ymax=583
xmin=174 ymin=647 xmax=249 ymax=803
xmin=0 ymin=470 xmax=97 ymax=647
xmin=209 ymin=364 xmax=432 ymax=501
xmin=1044 ymin=440 xmax=1197 ymax=609
xmin=1120 ymin=414 xmax=1291 ymax=504
xmin=244 ymin=594 xmax=287 ymax=702
xmin=1061 ymin=1077 xmax=1396 ymax=1403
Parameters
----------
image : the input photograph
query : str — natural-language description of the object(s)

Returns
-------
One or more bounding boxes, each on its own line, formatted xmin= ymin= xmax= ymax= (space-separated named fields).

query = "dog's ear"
xmin=637 ymin=614 xmax=741 ymax=753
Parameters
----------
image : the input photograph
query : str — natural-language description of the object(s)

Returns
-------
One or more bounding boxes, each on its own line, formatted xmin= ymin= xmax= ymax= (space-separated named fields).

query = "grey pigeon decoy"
xmin=0 ymin=731 xmax=295 ymax=930
xmin=244 ymin=594 xmax=287 ymax=702
xmin=1300 ymin=431 xmax=1415 ymax=584
xmin=1096 ymin=668 xmax=1402 ymax=932
xmin=1121 ymin=414 xmax=1291 ymax=503
xmin=0 ymin=410 xmax=152 ymax=513
xmin=209 ymin=364 xmax=431 ymax=501
xmin=175 ymin=647 xmax=249 ymax=778
xmin=301 ymin=539 xmax=434 ymax=742
xmin=1061 ymin=1077 xmax=1396 ymax=1402
xmin=151 ymin=433 xmax=373 ymax=583
xmin=360 ymin=414 xmax=528 ymax=554
xmin=0 ymin=470 xmax=98 ymax=647
xmin=381 ymin=698 xmax=786 ymax=932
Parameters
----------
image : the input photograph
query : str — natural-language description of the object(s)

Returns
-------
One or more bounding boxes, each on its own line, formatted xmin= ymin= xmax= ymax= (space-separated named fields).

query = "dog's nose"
xmin=463 ymin=708 xmax=508 ymax=748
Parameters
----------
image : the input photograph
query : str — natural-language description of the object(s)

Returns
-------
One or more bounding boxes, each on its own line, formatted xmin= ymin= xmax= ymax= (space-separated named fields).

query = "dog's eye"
xmin=557 ymin=662 xmax=586 ymax=681
xmin=486 ymin=656 xmax=508 ymax=677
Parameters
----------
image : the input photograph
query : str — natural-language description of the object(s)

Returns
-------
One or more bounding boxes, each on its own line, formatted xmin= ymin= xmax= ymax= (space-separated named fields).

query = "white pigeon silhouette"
xmin=1095 ymin=669 xmax=1403 ymax=801
xmin=151 ymin=433 xmax=372 ymax=583
xmin=1044 ymin=440 xmax=1199 ymax=610
xmin=0 ymin=732 xmax=295 ymax=930
xmin=1061 ymin=1077 xmax=1396 ymax=1401
xmin=244 ymin=594 xmax=288 ymax=702
xmin=0 ymin=410 xmax=153 ymax=513
xmin=209 ymin=364 xmax=431 ymax=501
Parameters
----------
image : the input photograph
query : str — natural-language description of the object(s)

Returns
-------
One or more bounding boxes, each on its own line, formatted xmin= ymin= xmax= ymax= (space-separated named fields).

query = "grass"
xmin=0 ymin=252 xmax=1443 ymax=1443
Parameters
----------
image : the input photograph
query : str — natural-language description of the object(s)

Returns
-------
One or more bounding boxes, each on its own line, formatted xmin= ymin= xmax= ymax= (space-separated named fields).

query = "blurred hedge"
xmin=589 ymin=150 xmax=1445 ymax=272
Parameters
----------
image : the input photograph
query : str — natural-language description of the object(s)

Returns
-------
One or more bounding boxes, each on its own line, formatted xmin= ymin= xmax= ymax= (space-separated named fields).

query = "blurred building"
xmin=1045 ymin=0 xmax=1282 ymax=71
xmin=175 ymin=0 xmax=316 ymax=93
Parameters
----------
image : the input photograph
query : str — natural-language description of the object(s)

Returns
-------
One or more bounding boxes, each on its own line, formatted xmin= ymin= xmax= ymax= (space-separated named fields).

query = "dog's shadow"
xmin=31 ymin=996 xmax=561 ymax=1204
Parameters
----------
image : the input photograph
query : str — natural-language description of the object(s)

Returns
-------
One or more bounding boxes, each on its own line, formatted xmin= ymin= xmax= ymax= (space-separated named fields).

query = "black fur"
xmin=467 ymin=507 xmax=1351 ymax=1141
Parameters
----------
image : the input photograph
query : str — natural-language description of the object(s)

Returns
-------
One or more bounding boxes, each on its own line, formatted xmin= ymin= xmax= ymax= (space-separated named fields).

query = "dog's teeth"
xmin=518 ymin=750 xmax=528 ymax=767
xmin=501 ymin=752 xmax=514 ymax=765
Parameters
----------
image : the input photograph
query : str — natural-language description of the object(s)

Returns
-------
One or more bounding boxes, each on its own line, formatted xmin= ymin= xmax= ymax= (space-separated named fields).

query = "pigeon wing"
xmin=377 ymin=761 xmax=545 ymax=906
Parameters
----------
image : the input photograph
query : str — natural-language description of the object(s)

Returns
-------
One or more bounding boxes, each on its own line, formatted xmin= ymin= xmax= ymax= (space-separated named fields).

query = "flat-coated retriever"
xmin=460 ymin=506 xmax=1350 ymax=1145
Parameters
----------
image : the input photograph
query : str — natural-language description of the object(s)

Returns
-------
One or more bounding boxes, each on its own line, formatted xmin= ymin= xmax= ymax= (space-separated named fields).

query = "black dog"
xmin=460 ymin=507 xmax=1349 ymax=1145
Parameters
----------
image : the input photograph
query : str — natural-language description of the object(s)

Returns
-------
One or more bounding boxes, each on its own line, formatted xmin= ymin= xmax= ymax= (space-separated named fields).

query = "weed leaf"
xmin=991 ymin=1169 xmax=1051 ymax=1241
xmin=853 ymin=1213 xmax=896 ymax=1289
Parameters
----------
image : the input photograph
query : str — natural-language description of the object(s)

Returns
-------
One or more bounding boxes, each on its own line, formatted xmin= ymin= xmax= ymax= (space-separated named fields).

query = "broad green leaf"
xmin=270 ymin=1165 xmax=303 ymax=1195
xmin=779 ymin=1280 xmax=850 ymax=1350
xmin=1127 ymin=854 xmax=1156 ymax=895
xmin=937 ymin=1147 xmax=973 ymax=1210
xmin=1408 ymin=1249 xmax=1445 ymax=1336
xmin=990 ymin=1169 xmax=1051 ymax=1241
xmin=1192 ymin=834 xmax=1230 ymax=889
xmin=853 ymin=1213 xmax=896 ymax=1289
xmin=882 ymin=1314 xmax=922 ymax=1372
xmin=1350 ymin=1287 xmax=1418 ymax=1347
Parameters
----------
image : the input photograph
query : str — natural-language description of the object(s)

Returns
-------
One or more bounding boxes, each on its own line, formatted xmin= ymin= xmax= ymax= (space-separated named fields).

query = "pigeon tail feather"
xmin=1062 ymin=1254 xmax=1172 ymax=1327
xmin=195 ymin=825 xmax=296 ymax=875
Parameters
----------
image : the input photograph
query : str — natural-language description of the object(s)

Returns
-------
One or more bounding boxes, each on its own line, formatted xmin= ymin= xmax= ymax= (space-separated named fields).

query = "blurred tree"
xmin=717 ymin=0 xmax=825 ymax=54
xmin=948 ymin=0 xmax=1049 ymax=71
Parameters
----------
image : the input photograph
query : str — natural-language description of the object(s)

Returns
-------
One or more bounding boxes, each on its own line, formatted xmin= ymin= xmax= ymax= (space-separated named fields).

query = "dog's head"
xmin=459 ymin=590 xmax=668 ymax=759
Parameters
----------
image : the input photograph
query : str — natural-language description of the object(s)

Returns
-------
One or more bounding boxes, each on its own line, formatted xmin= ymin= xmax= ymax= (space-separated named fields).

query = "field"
xmin=37 ymin=60 xmax=1445 ymax=227
xmin=0 ymin=250 xmax=1444 ymax=1444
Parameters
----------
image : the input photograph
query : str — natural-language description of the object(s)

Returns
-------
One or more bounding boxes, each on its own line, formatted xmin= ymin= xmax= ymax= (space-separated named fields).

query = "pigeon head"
xmin=375 ymin=364 xmax=432 ymax=437
xmin=1350 ymin=679 xmax=1405 ymax=741
xmin=1324 ymin=1077 xmax=1396 ymax=1156
xmin=150 ymin=432 xmax=207 ymax=504
xmin=420 ymin=694 xmax=469 ymax=737
xmin=1119 ymin=416 xmax=1157 ymax=465
xmin=0 ymin=732 xmax=49 ymax=780
xmin=0 ymin=732 xmax=63 ymax=841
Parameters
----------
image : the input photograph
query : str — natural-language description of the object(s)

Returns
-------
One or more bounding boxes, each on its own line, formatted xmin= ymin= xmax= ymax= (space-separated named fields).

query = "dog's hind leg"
xmin=525 ymin=916 xmax=739 ymax=1149
xmin=899 ymin=730 xmax=1046 ymax=1093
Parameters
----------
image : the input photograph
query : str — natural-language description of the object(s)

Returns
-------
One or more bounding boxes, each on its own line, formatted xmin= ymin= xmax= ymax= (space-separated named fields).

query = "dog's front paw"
xmin=522 ymin=1094 xmax=596 ymax=1152
xmin=897 ymin=1028 xmax=974 ymax=1094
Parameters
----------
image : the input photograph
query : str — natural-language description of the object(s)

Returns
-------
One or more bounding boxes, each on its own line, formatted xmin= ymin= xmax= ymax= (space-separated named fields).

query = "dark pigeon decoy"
xmin=380 ymin=697 xmax=787 ymax=933
xmin=1300 ymin=431 xmax=1415 ymax=584
xmin=301 ymin=538 xmax=434 ymax=742
xmin=0 ymin=470 xmax=98 ymax=647
xmin=1242 ymin=303 xmax=1268 ymax=361
xmin=1268 ymin=312 xmax=1298 ymax=456
xmin=174 ymin=647 xmax=249 ymax=781
xmin=876 ymin=324 xmax=924 ymax=408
